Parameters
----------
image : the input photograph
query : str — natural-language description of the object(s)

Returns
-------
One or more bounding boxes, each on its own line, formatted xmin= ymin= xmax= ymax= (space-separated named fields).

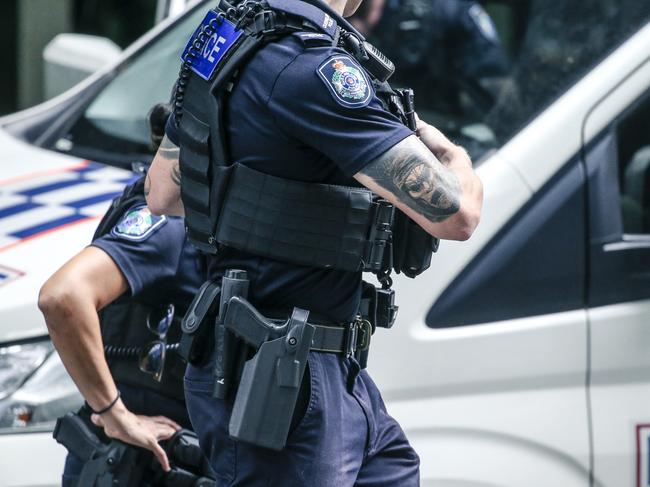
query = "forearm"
xmin=355 ymin=132 xmax=482 ymax=240
xmin=435 ymin=145 xmax=483 ymax=236
xmin=146 ymin=135 xmax=185 ymax=216
xmin=40 ymin=290 xmax=118 ymax=411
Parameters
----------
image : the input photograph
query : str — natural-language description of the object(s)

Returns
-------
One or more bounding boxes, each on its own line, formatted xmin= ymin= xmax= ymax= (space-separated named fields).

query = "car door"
xmin=583 ymin=56 xmax=650 ymax=487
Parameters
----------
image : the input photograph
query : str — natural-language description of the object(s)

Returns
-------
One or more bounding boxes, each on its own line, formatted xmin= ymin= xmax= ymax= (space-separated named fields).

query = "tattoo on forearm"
xmin=361 ymin=138 xmax=461 ymax=222
xmin=171 ymin=163 xmax=181 ymax=186
xmin=144 ymin=173 xmax=151 ymax=197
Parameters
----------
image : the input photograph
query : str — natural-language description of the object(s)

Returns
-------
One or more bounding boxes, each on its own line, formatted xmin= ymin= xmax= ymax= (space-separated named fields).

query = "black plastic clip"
xmin=364 ymin=199 xmax=394 ymax=272
xmin=253 ymin=10 xmax=281 ymax=36
xmin=344 ymin=322 xmax=359 ymax=358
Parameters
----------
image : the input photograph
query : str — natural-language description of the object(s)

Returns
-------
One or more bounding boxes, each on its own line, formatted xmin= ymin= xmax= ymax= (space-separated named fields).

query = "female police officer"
xmin=38 ymin=104 xmax=208 ymax=484
xmin=143 ymin=0 xmax=483 ymax=484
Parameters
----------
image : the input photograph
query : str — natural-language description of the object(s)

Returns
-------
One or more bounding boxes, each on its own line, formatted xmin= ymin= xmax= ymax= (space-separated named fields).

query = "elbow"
xmin=450 ymin=176 xmax=483 ymax=241
xmin=436 ymin=202 xmax=481 ymax=241
xmin=38 ymin=281 xmax=75 ymax=334
xmin=145 ymin=193 xmax=166 ymax=216
xmin=451 ymin=208 xmax=481 ymax=241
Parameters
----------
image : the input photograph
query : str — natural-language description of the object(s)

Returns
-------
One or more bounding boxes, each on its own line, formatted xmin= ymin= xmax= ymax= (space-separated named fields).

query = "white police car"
xmin=0 ymin=2 xmax=649 ymax=486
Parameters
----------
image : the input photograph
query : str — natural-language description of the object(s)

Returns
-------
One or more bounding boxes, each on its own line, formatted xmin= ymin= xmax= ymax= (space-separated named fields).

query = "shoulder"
xmin=91 ymin=204 xmax=188 ymax=295
xmin=109 ymin=204 xmax=169 ymax=243
xmin=270 ymin=42 xmax=373 ymax=109
xmin=94 ymin=202 xmax=185 ymax=250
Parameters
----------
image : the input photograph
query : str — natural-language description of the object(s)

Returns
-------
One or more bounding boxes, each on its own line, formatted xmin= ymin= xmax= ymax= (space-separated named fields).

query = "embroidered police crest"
xmin=112 ymin=206 xmax=166 ymax=241
xmin=317 ymin=55 xmax=372 ymax=108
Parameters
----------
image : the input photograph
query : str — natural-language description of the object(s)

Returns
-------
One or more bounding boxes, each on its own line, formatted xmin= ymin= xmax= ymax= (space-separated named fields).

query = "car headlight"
xmin=0 ymin=340 xmax=52 ymax=400
xmin=0 ymin=338 xmax=82 ymax=433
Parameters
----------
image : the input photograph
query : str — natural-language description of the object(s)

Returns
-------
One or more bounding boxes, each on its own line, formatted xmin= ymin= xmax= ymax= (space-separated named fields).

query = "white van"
xmin=0 ymin=2 xmax=648 ymax=486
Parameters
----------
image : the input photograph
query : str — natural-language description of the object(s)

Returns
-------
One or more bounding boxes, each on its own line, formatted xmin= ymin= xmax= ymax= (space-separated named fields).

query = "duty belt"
xmin=232 ymin=298 xmax=373 ymax=358
xmin=179 ymin=270 xmax=376 ymax=451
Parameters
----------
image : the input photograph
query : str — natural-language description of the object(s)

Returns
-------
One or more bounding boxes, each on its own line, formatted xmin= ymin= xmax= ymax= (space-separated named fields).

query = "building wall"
xmin=0 ymin=0 xmax=155 ymax=116
xmin=0 ymin=1 xmax=19 ymax=115
xmin=17 ymin=0 xmax=73 ymax=109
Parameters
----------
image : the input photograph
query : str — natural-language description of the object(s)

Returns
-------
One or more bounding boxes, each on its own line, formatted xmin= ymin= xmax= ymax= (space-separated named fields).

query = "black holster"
xmin=53 ymin=411 xmax=216 ymax=486
xmin=226 ymin=305 xmax=314 ymax=450
xmin=210 ymin=270 xmax=313 ymax=451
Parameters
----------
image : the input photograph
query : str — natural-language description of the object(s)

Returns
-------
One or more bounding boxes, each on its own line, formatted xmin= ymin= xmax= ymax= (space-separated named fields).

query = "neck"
xmin=324 ymin=0 xmax=346 ymax=16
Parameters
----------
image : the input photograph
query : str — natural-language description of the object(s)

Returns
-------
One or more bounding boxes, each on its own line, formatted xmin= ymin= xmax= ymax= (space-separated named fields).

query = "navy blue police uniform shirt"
xmin=167 ymin=32 xmax=412 ymax=323
xmin=91 ymin=203 xmax=204 ymax=310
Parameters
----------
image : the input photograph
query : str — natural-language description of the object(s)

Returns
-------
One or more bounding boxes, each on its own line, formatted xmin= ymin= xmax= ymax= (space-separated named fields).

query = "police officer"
xmin=146 ymin=0 xmax=483 ymax=484
xmin=38 ymin=107 xmax=207 ymax=485
xmin=350 ymin=0 xmax=509 ymax=117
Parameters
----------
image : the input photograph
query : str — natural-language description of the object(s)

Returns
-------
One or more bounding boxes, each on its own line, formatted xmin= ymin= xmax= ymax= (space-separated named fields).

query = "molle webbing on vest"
xmin=178 ymin=110 xmax=220 ymax=253
xmin=215 ymin=164 xmax=391 ymax=272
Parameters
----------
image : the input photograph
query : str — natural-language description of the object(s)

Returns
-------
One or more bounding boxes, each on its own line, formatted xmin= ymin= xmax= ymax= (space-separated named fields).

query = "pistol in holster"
xmin=53 ymin=411 xmax=216 ymax=486
xmin=185 ymin=269 xmax=369 ymax=451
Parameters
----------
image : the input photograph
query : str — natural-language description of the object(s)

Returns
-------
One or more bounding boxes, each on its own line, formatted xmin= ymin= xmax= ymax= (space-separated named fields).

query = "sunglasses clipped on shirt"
xmin=139 ymin=303 xmax=175 ymax=382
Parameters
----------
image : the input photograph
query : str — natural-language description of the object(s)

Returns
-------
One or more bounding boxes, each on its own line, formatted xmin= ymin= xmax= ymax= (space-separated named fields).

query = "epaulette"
xmin=293 ymin=31 xmax=334 ymax=48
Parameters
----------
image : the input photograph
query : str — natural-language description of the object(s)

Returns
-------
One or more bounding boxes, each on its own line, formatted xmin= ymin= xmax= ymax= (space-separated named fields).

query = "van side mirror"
xmin=43 ymin=34 xmax=122 ymax=100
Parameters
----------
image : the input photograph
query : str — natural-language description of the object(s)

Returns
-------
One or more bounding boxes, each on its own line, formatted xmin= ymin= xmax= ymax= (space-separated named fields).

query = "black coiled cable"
xmin=104 ymin=343 xmax=180 ymax=359
xmin=172 ymin=1 xmax=268 ymax=127
xmin=173 ymin=10 xmax=226 ymax=127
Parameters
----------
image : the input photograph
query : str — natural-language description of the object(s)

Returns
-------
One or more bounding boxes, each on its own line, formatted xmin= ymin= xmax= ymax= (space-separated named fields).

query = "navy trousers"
xmin=184 ymin=352 xmax=420 ymax=486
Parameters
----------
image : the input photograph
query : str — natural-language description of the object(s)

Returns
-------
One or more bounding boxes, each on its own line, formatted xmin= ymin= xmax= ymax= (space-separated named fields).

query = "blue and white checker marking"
xmin=0 ymin=162 xmax=134 ymax=249
xmin=0 ymin=265 xmax=23 ymax=287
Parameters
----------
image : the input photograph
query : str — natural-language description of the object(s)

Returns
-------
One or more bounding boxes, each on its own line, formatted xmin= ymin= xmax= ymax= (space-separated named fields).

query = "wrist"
xmin=86 ymin=390 xmax=122 ymax=415
xmin=100 ymin=398 xmax=128 ymax=421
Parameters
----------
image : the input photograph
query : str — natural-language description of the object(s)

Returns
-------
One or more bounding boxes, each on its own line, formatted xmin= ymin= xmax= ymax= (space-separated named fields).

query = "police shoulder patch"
xmin=317 ymin=55 xmax=372 ymax=108
xmin=111 ymin=205 xmax=167 ymax=242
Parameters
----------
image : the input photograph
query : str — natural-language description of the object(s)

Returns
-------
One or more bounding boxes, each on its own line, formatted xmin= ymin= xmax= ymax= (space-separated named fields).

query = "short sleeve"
xmin=267 ymin=49 xmax=413 ymax=177
xmin=90 ymin=205 xmax=185 ymax=296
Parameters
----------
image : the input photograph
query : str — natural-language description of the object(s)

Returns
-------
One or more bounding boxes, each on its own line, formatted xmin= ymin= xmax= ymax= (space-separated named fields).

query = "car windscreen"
xmin=62 ymin=1 xmax=650 ymax=167
xmin=61 ymin=6 xmax=207 ymax=166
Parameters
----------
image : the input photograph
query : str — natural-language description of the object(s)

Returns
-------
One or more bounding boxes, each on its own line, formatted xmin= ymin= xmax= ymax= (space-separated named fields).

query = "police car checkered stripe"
xmin=0 ymin=264 xmax=24 ymax=287
xmin=0 ymin=162 xmax=133 ymax=248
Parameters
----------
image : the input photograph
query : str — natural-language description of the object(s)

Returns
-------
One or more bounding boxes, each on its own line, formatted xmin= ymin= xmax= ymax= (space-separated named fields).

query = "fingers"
xmin=91 ymin=413 xmax=104 ymax=427
xmin=150 ymin=441 xmax=171 ymax=472
xmin=148 ymin=415 xmax=181 ymax=431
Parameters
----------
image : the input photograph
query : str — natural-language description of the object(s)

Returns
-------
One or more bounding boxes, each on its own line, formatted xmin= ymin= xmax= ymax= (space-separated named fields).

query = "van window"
xmin=352 ymin=1 xmax=650 ymax=161
xmin=617 ymin=96 xmax=650 ymax=234
xmin=62 ymin=1 xmax=650 ymax=167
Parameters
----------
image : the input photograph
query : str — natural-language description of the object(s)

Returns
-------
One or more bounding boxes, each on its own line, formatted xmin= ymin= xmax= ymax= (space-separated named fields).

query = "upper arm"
xmin=354 ymin=135 xmax=465 ymax=239
xmin=41 ymin=247 xmax=128 ymax=311
xmin=268 ymin=50 xmax=413 ymax=177
xmin=146 ymin=135 xmax=184 ymax=216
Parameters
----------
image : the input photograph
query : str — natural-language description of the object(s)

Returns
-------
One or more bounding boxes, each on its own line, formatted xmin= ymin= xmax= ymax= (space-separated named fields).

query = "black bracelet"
xmin=85 ymin=391 xmax=121 ymax=415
